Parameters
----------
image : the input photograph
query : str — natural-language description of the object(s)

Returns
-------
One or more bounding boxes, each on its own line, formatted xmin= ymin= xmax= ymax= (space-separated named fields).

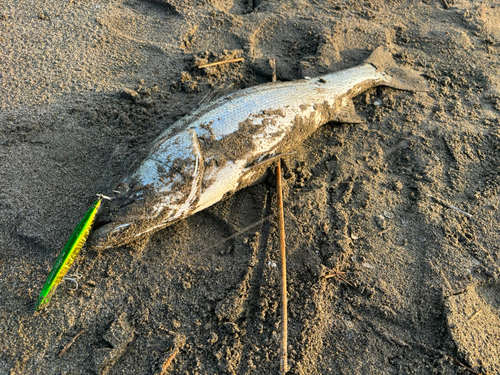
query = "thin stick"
xmin=270 ymin=58 xmax=277 ymax=83
xmin=276 ymin=159 xmax=288 ymax=374
xmin=325 ymin=272 xmax=355 ymax=288
xmin=212 ymin=214 xmax=274 ymax=248
xmin=468 ymin=309 xmax=482 ymax=322
xmin=198 ymin=58 xmax=244 ymax=69
xmin=447 ymin=354 xmax=482 ymax=375
xmin=440 ymin=0 xmax=449 ymax=9
xmin=58 ymin=329 xmax=85 ymax=358
xmin=271 ymin=56 xmax=286 ymax=373
xmin=426 ymin=193 xmax=473 ymax=218
xmin=159 ymin=346 xmax=179 ymax=375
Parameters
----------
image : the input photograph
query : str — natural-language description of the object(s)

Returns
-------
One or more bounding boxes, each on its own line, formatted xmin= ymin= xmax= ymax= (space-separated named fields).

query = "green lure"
xmin=36 ymin=198 xmax=101 ymax=311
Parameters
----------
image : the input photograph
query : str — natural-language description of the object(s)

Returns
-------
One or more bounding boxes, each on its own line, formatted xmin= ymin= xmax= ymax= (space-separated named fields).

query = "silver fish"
xmin=91 ymin=47 xmax=427 ymax=249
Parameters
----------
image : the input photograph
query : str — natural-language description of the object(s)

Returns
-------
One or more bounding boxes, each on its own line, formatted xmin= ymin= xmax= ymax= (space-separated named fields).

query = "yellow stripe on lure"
xmin=35 ymin=198 xmax=101 ymax=311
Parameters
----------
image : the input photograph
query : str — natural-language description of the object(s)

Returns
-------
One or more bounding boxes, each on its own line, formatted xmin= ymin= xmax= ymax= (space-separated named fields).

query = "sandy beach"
xmin=1 ymin=0 xmax=500 ymax=373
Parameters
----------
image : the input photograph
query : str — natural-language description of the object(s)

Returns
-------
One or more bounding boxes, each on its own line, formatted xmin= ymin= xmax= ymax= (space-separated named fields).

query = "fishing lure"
xmin=35 ymin=198 xmax=101 ymax=311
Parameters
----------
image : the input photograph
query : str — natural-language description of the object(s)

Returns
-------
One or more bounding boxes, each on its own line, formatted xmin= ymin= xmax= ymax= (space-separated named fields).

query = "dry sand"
xmin=1 ymin=0 xmax=500 ymax=374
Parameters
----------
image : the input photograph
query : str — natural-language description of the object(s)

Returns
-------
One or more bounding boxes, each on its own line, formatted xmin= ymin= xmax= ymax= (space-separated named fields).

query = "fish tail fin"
xmin=365 ymin=46 xmax=429 ymax=92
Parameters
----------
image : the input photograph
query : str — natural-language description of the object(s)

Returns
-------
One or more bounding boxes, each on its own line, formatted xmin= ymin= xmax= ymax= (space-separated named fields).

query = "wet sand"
xmin=1 ymin=0 xmax=500 ymax=373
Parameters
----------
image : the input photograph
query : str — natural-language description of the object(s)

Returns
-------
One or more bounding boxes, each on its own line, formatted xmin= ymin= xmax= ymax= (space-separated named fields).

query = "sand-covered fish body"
xmin=92 ymin=47 xmax=427 ymax=249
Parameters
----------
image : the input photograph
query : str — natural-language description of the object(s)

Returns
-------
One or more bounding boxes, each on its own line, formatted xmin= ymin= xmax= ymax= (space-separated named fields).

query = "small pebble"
xmin=207 ymin=332 xmax=218 ymax=344
xmin=120 ymin=88 xmax=139 ymax=101
xmin=375 ymin=215 xmax=386 ymax=228
xmin=393 ymin=180 xmax=403 ymax=191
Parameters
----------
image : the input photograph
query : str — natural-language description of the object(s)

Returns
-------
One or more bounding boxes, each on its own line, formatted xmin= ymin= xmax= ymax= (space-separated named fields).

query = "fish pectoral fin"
xmin=333 ymin=99 xmax=364 ymax=124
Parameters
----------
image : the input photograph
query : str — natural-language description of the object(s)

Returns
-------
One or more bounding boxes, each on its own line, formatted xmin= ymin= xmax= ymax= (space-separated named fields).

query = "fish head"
xmin=90 ymin=177 xmax=147 ymax=250
xmin=90 ymin=130 xmax=203 ymax=249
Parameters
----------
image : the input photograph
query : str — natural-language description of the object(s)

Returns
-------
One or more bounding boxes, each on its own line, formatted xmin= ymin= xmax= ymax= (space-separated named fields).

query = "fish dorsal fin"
xmin=333 ymin=99 xmax=364 ymax=124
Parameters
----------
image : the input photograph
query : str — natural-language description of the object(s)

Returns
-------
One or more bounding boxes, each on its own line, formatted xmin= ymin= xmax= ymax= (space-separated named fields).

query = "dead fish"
xmin=91 ymin=46 xmax=428 ymax=249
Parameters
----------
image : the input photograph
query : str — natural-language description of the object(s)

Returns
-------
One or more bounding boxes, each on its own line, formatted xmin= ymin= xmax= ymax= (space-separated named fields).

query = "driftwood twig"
xmin=276 ymin=160 xmax=288 ymax=374
xmin=427 ymin=193 xmax=473 ymax=218
xmin=270 ymin=58 xmax=277 ymax=83
xmin=58 ymin=330 xmax=85 ymax=358
xmin=159 ymin=346 xmax=179 ymax=375
xmin=213 ymin=214 xmax=274 ymax=249
xmin=271 ymin=56 xmax=287 ymax=373
xmin=198 ymin=58 xmax=244 ymax=69
xmin=325 ymin=271 xmax=355 ymax=288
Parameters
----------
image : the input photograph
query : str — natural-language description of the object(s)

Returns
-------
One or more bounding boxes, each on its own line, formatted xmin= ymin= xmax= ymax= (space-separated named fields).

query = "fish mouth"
xmin=90 ymin=199 xmax=148 ymax=249
xmin=89 ymin=220 xmax=135 ymax=250
xmin=89 ymin=178 xmax=150 ymax=249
